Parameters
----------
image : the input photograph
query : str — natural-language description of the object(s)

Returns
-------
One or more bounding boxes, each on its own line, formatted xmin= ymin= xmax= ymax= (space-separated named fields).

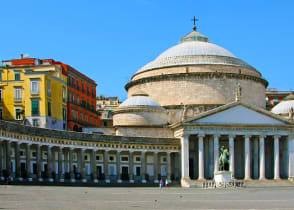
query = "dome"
xmin=272 ymin=94 xmax=294 ymax=115
xmin=135 ymin=30 xmax=255 ymax=74
xmin=119 ymin=95 xmax=164 ymax=110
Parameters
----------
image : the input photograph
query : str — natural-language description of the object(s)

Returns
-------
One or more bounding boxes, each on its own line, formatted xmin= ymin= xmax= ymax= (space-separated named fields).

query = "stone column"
xmin=229 ymin=135 xmax=235 ymax=178
xmin=153 ymin=152 xmax=159 ymax=183
xmin=198 ymin=134 xmax=205 ymax=180
xmin=167 ymin=152 xmax=172 ymax=182
xmin=80 ymin=148 xmax=87 ymax=183
xmin=58 ymin=147 xmax=64 ymax=182
xmin=289 ymin=135 xmax=294 ymax=180
xmin=26 ymin=143 xmax=32 ymax=181
xmin=69 ymin=148 xmax=75 ymax=182
xmin=0 ymin=141 xmax=4 ymax=180
xmin=244 ymin=135 xmax=251 ymax=180
xmin=259 ymin=135 xmax=266 ymax=180
xmin=104 ymin=150 xmax=110 ymax=183
xmin=129 ymin=151 xmax=134 ymax=183
xmin=47 ymin=146 xmax=53 ymax=182
xmin=213 ymin=135 xmax=220 ymax=173
xmin=274 ymin=136 xmax=280 ymax=179
xmin=141 ymin=151 xmax=147 ymax=183
xmin=91 ymin=149 xmax=98 ymax=183
xmin=180 ymin=134 xmax=189 ymax=183
xmin=6 ymin=141 xmax=12 ymax=180
xmin=116 ymin=151 xmax=121 ymax=183
xmin=36 ymin=144 xmax=42 ymax=182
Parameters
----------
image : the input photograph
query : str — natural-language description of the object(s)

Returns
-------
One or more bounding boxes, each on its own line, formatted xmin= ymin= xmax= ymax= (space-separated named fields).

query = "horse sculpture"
xmin=219 ymin=146 xmax=230 ymax=171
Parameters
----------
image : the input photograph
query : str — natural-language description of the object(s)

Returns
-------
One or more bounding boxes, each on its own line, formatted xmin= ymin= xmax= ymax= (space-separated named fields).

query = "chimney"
xmin=20 ymin=54 xmax=23 ymax=59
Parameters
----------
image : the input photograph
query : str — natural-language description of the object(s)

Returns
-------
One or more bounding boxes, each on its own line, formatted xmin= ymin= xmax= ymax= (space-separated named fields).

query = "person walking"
xmin=165 ymin=179 xmax=169 ymax=187
xmin=159 ymin=179 xmax=163 ymax=189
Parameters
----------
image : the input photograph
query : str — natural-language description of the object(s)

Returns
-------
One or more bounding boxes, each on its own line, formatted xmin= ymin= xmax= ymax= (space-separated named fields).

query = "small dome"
xmin=272 ymin=94 xmax=294 ymax=115
xmin=119 ymin=95 xmax=164 ymax=110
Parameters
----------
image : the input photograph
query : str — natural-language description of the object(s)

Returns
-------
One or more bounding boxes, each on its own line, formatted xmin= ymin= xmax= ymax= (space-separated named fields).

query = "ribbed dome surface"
xmin=119 ymin=96 xmax=164 ymax=110
xmin=272 ymin=96 xmax=294 ymax=115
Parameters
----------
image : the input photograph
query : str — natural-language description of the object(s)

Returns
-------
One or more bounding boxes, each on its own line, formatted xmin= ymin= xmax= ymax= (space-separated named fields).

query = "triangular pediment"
xmin=184 ymin=102 xmax=292 ymax=125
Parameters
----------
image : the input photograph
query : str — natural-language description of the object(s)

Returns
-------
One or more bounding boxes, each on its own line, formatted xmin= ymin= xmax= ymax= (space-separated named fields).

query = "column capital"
xmin=244 ymin=135 xmax=251 ymax=139
xmin=274 ymin=135 xmax=281 ymax=140
xmin=69 ymin=147 xmax=75 ymax=151
xmin=213 ymin=134 xmax=220 ymax=139
xmin=198 ymin=133 xmax=205 ymax=138
xmin=228 ymin=135 xmax=236 ymax=139
xmin=259 ymin=135 xmax=266 ymax=139
xmin=58 ymin=146 xmax=64 ymax=150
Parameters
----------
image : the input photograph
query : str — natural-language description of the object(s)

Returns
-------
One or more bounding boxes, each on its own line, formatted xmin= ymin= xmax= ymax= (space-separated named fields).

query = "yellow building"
xmin=0 ymin=58 xmax=67 ymax=130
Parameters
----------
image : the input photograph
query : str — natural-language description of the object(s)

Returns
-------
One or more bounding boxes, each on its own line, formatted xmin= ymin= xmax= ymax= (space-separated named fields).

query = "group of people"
xmin=159 ymin=179 xmax=169 ymax=188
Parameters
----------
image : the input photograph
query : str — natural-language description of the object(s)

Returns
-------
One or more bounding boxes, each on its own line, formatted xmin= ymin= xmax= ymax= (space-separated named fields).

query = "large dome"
xmin=135 ymin=30 xmax=254 ymax=74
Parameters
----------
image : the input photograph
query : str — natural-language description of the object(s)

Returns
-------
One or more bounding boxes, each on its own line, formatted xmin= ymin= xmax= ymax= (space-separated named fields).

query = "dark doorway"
xmin=189 ymin=158 xmax=194 ymax=178
xmin=136 ymin=167 xmax=141 ymax=176
xmin=97 ymin=166 xmax=102 ymax=179
xmin=121 ymin=166 xmax=129 ymax=180
xmin=33 ymin=163 xmax=37 ymax=174
xmin=73 ymin=125 xmax=79 ymax=132
xmin=21 ymin=163 xmax=26 ymax=178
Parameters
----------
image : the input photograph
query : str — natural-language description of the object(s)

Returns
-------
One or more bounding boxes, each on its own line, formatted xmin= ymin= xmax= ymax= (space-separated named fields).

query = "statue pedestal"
xmin=214 ymin=171 xmax=232 ymax=187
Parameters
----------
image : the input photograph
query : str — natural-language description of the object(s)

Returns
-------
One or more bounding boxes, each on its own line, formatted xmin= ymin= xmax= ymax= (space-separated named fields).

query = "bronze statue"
xmin=219 ymin=146 xmax=230 ymax=171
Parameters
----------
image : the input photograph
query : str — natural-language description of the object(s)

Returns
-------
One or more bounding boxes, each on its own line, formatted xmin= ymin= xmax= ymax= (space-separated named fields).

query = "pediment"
xmin=184 ymin=102 xmax=290 ymax=126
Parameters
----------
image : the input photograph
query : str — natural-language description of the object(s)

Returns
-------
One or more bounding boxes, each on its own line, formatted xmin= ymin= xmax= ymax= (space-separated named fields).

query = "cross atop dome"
xmin=191 ymin=16 xmax=199 ymax=31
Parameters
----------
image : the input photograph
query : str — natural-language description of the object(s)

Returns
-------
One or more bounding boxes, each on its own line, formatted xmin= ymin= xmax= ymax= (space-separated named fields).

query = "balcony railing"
xmin=14 ymin=98 xmax=22 ymax=102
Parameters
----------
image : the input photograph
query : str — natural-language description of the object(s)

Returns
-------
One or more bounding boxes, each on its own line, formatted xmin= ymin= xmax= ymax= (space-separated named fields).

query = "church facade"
xmin=0 ymin=24 xmax=294 ymax=187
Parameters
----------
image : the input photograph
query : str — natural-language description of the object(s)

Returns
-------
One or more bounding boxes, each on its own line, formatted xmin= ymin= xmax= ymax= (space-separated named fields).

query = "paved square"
xmin=0 ymin=185 xmax=294 ymax=209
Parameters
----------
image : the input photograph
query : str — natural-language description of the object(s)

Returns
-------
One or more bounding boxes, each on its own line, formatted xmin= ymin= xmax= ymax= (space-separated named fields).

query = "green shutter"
xmin=31 ymin=100 xmax=39 ymax=115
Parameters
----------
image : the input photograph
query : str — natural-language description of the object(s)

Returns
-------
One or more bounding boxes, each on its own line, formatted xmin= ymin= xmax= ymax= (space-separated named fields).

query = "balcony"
xmin=14 ymin=98 xmax=22 ymax=102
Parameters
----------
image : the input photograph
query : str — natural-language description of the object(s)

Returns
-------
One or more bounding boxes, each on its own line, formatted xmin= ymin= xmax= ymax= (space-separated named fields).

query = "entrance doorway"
xmin=189 ymin=158 xmax=194 ymax=178
xmin=121 ymin=166 xmax=129 ymax=180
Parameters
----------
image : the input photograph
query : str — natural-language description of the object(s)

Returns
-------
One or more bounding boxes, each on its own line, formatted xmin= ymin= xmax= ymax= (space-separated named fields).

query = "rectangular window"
xmin=85 ymin=113 xmax=88 ymax=122
xmin=0 ymin=88 xmax=3 ymax=102
xmin=72 ymin=109 xmax=75 ymax=120
xmin=31 ymin=99 xmax=39 ymax=116
xmin=0 ymin=71 xmax=2 ymax=81
xmin=47 ymin=100 xmax=51 ymax=116
xmin=0 ymin=107 xmax=3 ymax=120
xmin=62 ymin=87 xmax=66 ymax=102
xmin=32 ymin=119 xmax=40 ymax=127
xmin=77 ymin=95 xmax=79 ymax=105
xmin=121 ymin=156 xmax=129 ymax=162
xmin=94 ymin=117 xmax=97 ymax=126
xmin=68 ymin=91 xmax=71 ymax=102
xmin=63 ymin=107 xmax=66 ymax=121
xmin=80 ymin=111 xmax=83 ymax=121
xmin=73 ymin=92 xmax=75 ymax=104
xmin=30 ymin=80 xmax=39 ymax=95
xmin=15 ymin=107 xmax=23 ymax=120
xmin=14 ymin=87 xmax=22 ymax=102
xmin=47 ymin=79 xmax=51 ymax=97
xmin=90 ymin=115 xmax=93 ymax=124
xmin=14 ymin=71 xmax=20 ymax=80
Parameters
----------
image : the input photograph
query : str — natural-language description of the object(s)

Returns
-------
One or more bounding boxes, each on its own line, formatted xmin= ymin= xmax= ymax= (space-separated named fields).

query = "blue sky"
xmin=1 ymin=0 xmax=293 ymax=101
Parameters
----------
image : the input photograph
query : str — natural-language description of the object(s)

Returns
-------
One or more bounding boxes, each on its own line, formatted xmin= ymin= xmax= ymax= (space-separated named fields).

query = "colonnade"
xmin=181 ymin=134 xmax=289 ymax=181
xmin=0 ymin=140 xmax=177 ymax=183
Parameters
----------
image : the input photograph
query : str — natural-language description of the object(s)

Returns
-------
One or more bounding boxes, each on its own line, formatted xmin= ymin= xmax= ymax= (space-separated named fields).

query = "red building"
xmin=64 ymin=65 xmax=101 ymax=131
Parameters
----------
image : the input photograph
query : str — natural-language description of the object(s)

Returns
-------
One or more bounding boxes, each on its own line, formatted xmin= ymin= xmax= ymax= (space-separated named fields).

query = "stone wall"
xmin=116 ymin=127 xmax=174 ymax=138
xmin=127 ymin=74 xmax=266 ymax=108
xmin=113 ymin=110 xmax=168 ymax=126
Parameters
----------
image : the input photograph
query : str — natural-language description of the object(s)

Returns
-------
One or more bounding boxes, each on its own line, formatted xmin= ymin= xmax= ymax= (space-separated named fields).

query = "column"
xmin=116 ymin=151 xmax=121 ymax=183
xmin=213 ymin=135 xmax=220 ymax=173
xmin=181 ymin=134 xmax=189 ymax=181
xmin=69 ymin=148 xmax=75 ymax=182
xmin=91 ymin=149 xmax=98 ymax=183
xmin=6 ymin=141 xmax=12 ymax=180
xmin=167 ymin=152 xmax=172 ymax=182
xmin=229 ymin=135 xmax=235 ymax=178
xmin=244 ymin=135 xmax=251 ymax=180
xmin=104 ymin=150 xmax=110 ymax=183
xmin=141 ymin=151 xmax=146 ymax=183
xmin=0 ymin=141 xmax=4 ymax=180
xmin=129 ymin=151 xmax=134 ymax=183
xmin=26 ymin=143 xmax=32 ymax=181
xmin=15 ymin=142 xmax=22 ymax=181
xmin=153 ymin=152 xmax=158 ymax=183
xmin=36 ymin=144 xmax=42 ymax=181
xmin=58 ymin=147 xmax=64 ymax=182
xmin=289 ymin=135 xmax=294 ymax=179
xmin=274 ymin=136 xmax=280 ymax=179
xmin=198 ymin=134 xmax=205 ymax=180
xmin=259 ymin=136 xmax=266 ymax=179
xmin=47 ymin=146 xmax=53 ymax=182
xmin=80 ymin=148 xmax=86 ymax=183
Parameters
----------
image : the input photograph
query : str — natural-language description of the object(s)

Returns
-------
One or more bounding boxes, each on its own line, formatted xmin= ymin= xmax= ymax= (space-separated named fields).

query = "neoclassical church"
xmin=1 ymin=23 xmax=294 ymax=187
